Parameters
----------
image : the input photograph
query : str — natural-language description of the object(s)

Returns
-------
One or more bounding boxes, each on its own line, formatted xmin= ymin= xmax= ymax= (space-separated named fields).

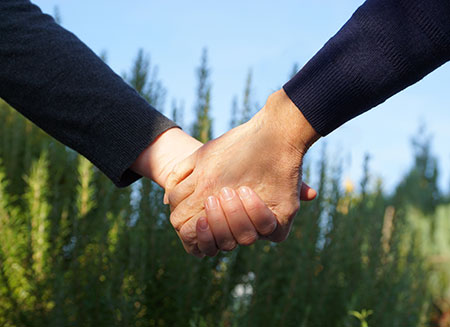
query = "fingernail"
xmin=238 ymin=186 xmax=251 ymax=199
xmin=198 ymin=217 xmax=208 ymax=230
xmin=206 ymin=196 xmax=217 ymax=210
xmin=220 ymin=187 xmax=235 ymax=201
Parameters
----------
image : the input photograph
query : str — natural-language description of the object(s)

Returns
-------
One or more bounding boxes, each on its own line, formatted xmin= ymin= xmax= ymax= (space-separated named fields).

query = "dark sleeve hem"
xmin=114 ymin=124 xmax=180 ymax=188
xmin=283 ymin=0 xmax=450 ymax=136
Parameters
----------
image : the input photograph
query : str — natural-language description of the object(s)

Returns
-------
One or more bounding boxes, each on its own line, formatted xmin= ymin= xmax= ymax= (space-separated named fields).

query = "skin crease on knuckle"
xmin=223 ymin=204 xmax=242 ymax=216
xmin=179 ymin=219 xmax=198 ymax=248
xmin=236 ymin=232 xmax=258 ymax=246
xmin=258 ymin=219 xmax=277 ymax=236
xmin=170 ymin=209 xmax=194 ymax=232
xmin=168 ymin=176 xmax=197 ymax=208
xmin=170 ymin=193 xmax=205 ymax=231
xmin=169 ymin=212 xmax=182 ymax=231
xmin=219 ymin=239 xmax=237 ymax=252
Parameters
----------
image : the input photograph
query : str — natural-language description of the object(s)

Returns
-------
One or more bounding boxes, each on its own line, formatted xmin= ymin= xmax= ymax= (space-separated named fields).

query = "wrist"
xmin=131 ymin=127 xmax=202 ymax=188
xmin=255 ymin=89 xmax=320 ymax=155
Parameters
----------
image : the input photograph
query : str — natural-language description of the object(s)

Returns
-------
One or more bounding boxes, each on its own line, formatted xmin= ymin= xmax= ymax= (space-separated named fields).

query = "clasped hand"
xmin=164 ymin=89 xmax=320 ymax=257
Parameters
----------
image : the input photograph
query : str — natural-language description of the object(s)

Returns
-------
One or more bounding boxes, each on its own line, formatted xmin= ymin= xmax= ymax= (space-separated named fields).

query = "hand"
xmin=130 ymin=127 xmax=203 ymax=188
xmin=195 ymin=183 xmax=316 ymax=257
xmin=130 ymin=125 xmax=316 ymax=258
xmin=165 ymin=89 xmax=320 ymax=256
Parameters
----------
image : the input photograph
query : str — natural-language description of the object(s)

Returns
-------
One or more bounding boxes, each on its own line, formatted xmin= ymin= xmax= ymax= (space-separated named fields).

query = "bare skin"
xmin=130 ymin=116 xmax=317 ymax=257
xmin=164 ymin=89 xmax=320 ymax=257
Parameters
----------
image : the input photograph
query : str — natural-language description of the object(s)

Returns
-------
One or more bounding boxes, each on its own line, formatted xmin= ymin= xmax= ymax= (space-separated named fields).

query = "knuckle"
xmin=169 ymin=212 xmax=182 ymax=231
xmin=166 ymin=170 xmax=177 ymax=182
xmin=170 ymin=163 xmax=182 ymax=178
xmin=224 ymin=205 xmax=241 ymax=216
xmin=179 ymin=223 xmax=196 ymax=244
xmin=220 ymin=240 xmax=237 ymax=252
xmin=243 ymin=197 xmax=263 ymax=213
xmin=258 ymin=221 xmax=277 ymax=236
xmin=222 ymin=199 xmax=242 ymax=215
xmin=168 ymin=190 xmax=179 ymax=206
xmin=198 ymin=177 xmax=215 ymax=194
xmin=237 ymin=232 xmax=258 ymax=246
xmin=165 ymin=171 xmax=179 ymax=190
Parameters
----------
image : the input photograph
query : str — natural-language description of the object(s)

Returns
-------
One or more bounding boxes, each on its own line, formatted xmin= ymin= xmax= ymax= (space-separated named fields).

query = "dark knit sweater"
xmin=1 ymin=1 xmax=449 ymax=188
xmin=284 ymin=0 xmax=450 ymax=136
xmin=0 ymin=0 xmax=177 ymax=187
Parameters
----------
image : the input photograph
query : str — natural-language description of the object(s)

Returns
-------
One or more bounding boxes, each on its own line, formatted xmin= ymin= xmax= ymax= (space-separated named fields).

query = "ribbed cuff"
xmin=284 ymin=0 xmax=450 ymax=137
xmin=96 ymin=104 xmax=179 ymax=188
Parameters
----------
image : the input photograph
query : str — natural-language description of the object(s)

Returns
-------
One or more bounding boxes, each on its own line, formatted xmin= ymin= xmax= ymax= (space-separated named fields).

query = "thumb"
xmin=163 ymin=151 xmax=197 ymax=205
xmin=299 ymin=182 xmax=317 ymax=201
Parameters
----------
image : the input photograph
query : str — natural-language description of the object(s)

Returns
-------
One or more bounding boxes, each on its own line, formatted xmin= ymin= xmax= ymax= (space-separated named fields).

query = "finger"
xmin=237 ymin=186 xmax=277 ymax=236
xmin=264 ymin=221 xmax=293 ymax=243
xmin=196 ymin=217 xmax=219 ymax=257
xmin=191 ymin=244 xmax=205 ymax=258
xmin=167 ymin=174 xmax=196 ymax=211
xmin=169 ymin=195 xmax=201 ymax=231
xmin=219 ymin=187 xmax=258 ymax=246
xmin=175 ymin=229 xmax=204 ymax=258
xmin=177 ymin=216 xmax=205 ymax=258
xmin=300 ymin=182 xmax=317 ymax=201
xmin=205 ymin=195 xmax=237 ymax=251
xmin=164 ymin=152 xmax=197 ymax=204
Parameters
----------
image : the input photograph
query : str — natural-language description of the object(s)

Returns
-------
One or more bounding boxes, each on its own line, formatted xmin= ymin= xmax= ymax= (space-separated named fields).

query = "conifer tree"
xmin=0 ymin=50 xmax=446 ymax=326
xmin=192 ymin=48 xmax=213 ymax=142
xmin=128 ymin=49 xmax=165 ymax=109
xmin=393 ymin=125 xmax=440 ymax=213
xmin=240 ymin=69 xmax=254 ymax=124
xmin=171 ymin=99 xmax=184 ymax=127
xmin=229 ymin=69 xmax=256 ymax=127
xmin=230 ymin=96 xmax=239 ymax=129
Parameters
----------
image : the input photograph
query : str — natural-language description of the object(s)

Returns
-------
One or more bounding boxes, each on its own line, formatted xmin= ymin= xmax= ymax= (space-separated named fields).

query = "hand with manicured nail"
xmin=164 ymin=89 xmax=321 ymax=257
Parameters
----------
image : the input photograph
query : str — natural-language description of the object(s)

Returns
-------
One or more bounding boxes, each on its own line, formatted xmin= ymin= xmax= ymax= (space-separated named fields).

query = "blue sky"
xmin=35 ymin=0 xmax=450 ymax=193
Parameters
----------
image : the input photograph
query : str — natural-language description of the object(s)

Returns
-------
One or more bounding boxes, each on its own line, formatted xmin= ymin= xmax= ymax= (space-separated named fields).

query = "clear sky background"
xmin=35 ymin=0 xmax=450 ymax=193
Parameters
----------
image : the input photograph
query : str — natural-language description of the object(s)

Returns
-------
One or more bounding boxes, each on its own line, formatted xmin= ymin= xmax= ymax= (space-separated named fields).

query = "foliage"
xmin=230 ymin=69 xmax=257 ymax=128
xmin=349 ymin=309 xmax=373 ymax=327
xmin=0 ymin=49 xmax=448 ymax=327
xmin=393 ymin=125 xmax=440 ymax=214
xmin=191 ymin=48 xmax=213 ymax=143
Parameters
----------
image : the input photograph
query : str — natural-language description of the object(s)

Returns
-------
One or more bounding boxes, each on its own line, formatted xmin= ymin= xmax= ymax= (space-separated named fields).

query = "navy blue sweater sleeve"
xmin=284 ymin=0 xmax=450 ymax=136
xmin=0 ymin=0 xmax=177 ymax=187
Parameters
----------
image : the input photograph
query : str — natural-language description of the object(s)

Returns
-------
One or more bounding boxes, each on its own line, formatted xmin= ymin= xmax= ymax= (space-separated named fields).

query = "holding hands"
xmin=164 ymin=89 xmax=320 ymax=257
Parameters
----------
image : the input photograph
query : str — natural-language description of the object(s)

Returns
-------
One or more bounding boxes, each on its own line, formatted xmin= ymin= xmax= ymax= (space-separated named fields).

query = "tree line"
xmin=0 ymin=48 xmax=449 ymax=327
